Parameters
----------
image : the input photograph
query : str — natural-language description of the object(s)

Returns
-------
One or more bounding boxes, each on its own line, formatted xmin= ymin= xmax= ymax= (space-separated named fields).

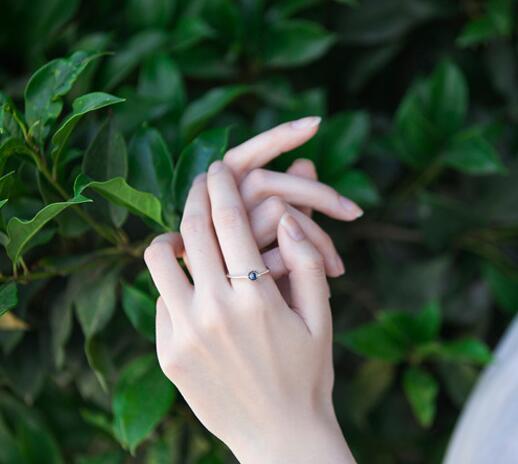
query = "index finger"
xmin=223 ymin=116 xmax=321 ymax=181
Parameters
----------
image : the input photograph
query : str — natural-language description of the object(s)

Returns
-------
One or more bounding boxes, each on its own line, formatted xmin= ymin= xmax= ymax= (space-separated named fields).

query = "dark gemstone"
xmin=248 ymin=271 xmax=258 ymax=281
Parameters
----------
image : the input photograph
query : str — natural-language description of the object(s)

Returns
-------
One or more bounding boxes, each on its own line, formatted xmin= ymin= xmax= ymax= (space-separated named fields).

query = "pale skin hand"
xmin=179 ymin=116 xmax=364 ymax=280
xmin=145 ymin=161 xmax=357 ymax=464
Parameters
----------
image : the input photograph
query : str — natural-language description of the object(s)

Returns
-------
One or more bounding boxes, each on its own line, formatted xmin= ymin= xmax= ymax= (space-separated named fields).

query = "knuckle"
xmin=264 ymin=195 xmax=286 ymax=218
xmin=180 ymin=213 xmax=210 ymax=235
xmin=144 ymin=241 xmax=169 ymax=264
xmin=301 ymin=252 xmax=325 ymax=274
xmin=215 ymin=205 xmax=246 ymax=230
xmin=243 ymin=168 xmax=267 ymax=192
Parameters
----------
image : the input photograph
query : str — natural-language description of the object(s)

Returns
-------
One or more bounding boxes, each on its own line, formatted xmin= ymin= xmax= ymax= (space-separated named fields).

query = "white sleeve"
xmin=444 ymin=315 xmax=518 ymax=464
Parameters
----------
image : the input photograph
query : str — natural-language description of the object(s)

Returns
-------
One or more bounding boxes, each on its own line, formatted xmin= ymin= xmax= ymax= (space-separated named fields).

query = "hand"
xmin=145 ymin=161 xmax=356 ymax=464
xmin=181 ymin=117 xmax=363 ymax=280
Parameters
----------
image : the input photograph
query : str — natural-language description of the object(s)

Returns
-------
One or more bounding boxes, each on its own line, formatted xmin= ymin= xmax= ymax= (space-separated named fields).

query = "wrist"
xmin=229 ymin=407 xmax=355 ymax=464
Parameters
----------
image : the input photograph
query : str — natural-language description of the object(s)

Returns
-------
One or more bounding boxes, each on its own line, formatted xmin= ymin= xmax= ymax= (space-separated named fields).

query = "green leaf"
xmin=348 ymin=360 xmax=395 ymax=426
xmin=5 ymin=195 xmax=91 ymax=263
xmin=262 ymin=19 xmax=336 ymax=67
xmin=74 ymin=175 xmax=167 ymax=228
xmin=0 ymin=283 xmax=18 ymax=317
xmin=125 ymin=0 xmax=175 ymax=30
xmin=403 ymin=366 xmax=438 ymax=427
xmin=85 ymin=337 xmax=114 ymax=392
xmin=122 ymin=284 xmax=156 ymax=341
xmin=24 ymin=50 xmax=103 ymax=143
xmin=127 ymin=126 xmax=174 ymax=206
xmin=412 ymin=301 xmax=441 ymax=343
xmin=484 ymin=263 xmax=518 ymax=314
xmin=113 ymin=354 xmax=175 ymax=453
xmin=429 ymin=60 xmax=468 ymax=136
xmin=335 ymin=322 xmax=408 ymax=362
xmin=100 ymin=31 xmax=168 ymax=90
xmin=0 ymin=170 xmax=15 ymax=198
xmin=442 ymin=127 xmax=505 ymax=175
xmin=180 ymin=85 xmax=247 ymax=141
xmin=331 ymin=169 xmax=380 ymax=208
xmin=173 ymin=127 xmax=230 ymax=210
xmin=82 ymin=118 xmax=128 ymax=227
xmin=457 ymin=0 xmax=513 ymax=47
xmin=436 ymin=338 xmax=492 ymax=365
xmin=170 ymin=16 xmax=215 ymax=51
xmin=393 ymin=80 xmax=439 ymax=168
xmin=0 ymin=394 xmax=64 ymax=464
xmin=51 ymin=92 xmax=125 ymax=166
xmin=0 ymin=138 xmax=38 ymax=170
xmin=73 ymin=264 xmax=120 ymax=339
xmin=138 ymin=53 xmax=186 ymax=115
xmin=319 ymin=111 xmax=370 ymax=179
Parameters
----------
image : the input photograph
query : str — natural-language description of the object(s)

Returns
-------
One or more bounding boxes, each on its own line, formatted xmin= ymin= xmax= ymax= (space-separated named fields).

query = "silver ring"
xmin=226 ymin=268 xmax=270 ymax=281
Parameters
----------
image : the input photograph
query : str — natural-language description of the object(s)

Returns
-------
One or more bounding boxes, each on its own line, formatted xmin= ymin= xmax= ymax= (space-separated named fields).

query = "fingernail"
xmin=208 ymin=161 xmax=224 ymax=175
xmin=290 ymin=116 xmax=321 ymax=130
xmin=339 ymin=196 xmax=364 ymax=219
xmin=335 ymin=255 xmax=345 ymax=276
xmin=280 ymin=213 xmax=305 ymax=241
xmin=193 ymin=173 xmax=207 ymax=184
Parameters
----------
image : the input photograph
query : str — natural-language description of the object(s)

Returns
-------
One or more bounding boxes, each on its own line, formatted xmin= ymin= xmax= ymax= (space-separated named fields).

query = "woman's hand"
xmin=145 ymin=161 xmax=356 ymax=464
xmin=180 ymin=117 xmax=363 ymax=280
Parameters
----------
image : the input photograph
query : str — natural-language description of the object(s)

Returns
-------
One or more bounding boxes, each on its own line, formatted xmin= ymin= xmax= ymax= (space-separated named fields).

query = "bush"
xmin=1 ymin=0 xmax=517 ymax=462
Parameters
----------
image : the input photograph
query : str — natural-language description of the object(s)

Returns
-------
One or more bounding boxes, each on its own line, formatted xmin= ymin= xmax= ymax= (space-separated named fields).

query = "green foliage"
xmin=0 ymin=0 xmax=516 ymax=462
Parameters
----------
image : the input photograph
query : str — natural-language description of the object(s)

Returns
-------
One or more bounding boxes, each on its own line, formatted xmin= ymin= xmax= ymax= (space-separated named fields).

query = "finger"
xmin=241 ymin=169 xmax=363 ymax=220
xmin=180 ymin=174 xmax=229 ymax=290
xmin=286 ymin=158 xmax=317 ymax=217
xmin=144 ymin=233 xmax=193 ymax=320
xmin=224 ymin=117 xmax=321 ymax=181
xmin=156 ymin=297 xmax=174 ymax=376
xmin=206 ymin=161 xmax=278 ymax=291
xmin=277 ymin=213 xmax=332 ymax=337
xmin=249 ymin=196 xmax=345 ymax=277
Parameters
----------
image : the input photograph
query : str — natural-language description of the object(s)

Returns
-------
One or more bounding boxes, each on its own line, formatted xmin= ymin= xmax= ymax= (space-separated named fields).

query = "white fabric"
xmin=444 ymin=315 xmax=518 ymax=464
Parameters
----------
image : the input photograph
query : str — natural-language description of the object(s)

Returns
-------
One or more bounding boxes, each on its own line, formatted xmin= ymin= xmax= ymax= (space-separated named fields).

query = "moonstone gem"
xmin=248 ymin=271 xmax=258 ymax=281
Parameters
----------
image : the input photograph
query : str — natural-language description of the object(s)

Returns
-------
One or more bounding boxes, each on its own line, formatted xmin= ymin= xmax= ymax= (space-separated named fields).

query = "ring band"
xmin=226 ymin=268 xmax=270 ymax=281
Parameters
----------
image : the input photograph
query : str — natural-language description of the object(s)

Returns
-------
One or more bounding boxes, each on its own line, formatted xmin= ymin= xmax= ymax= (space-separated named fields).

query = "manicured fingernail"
xmin=339 ymin=196 xmax=363 ymax=219
xmin=280 ymin=213 xmax=305 ymax=241
xmin=335 ymin=255 xmax=345 ymax=276
xmin=290 ymin=116 xmax=321 ymax=130
xmin=208 ymin=161 xmax=224 ymax=174
xmin=193 ymin=173 xmax=207 ymax=184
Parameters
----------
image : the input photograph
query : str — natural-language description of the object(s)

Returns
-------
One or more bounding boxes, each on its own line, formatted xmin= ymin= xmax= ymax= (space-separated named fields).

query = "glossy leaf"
xmin=0 ymin=283 xmax=18 ymax=317
xmin=51 ymin=92 xmax=125 ymax=166
xmin=5 ymin=195 xmax=91 ymax=263
xmin=331 ymin=169 xmax=380 ymax=208
xmin=173 ymin=127 xmax=230 ymax=210
xmin=82 ymin=118 xmax=128 ymax=226
xmin=335 ymin=322 xmax=408 ymax=362
xmin=403 ymin=366 xmax=439 ymax=427
xmin=429 ymin=61 xmax=468 ymax=136
xmin=24 ymin=50 xmax=103 ymax=143
xmin=74 ymin=174 xmax=167 ymax=228
xmin=262 ymin=19 xmax=336 ymax=67
xmin=127 ymin=126 xmax=174 ymax=205
xmin=138 ymin=53 xmax=186 ymax=114
xmin=180 ymin=85 xmax=247 ymax=141
xmin=442 ymin=127 xmax=505 ymax=175
xmin=72 ymin=264 xmax=120 ymax=339
xmin=122 ymin=283 xmax=156 ymax=341
xmin=435 ymin=338 xmax=492 ymax=365
xmin=113 ymin=354 xmax=175 ymax=453
xmin=125 ymin=0 xmax=175 ymax=30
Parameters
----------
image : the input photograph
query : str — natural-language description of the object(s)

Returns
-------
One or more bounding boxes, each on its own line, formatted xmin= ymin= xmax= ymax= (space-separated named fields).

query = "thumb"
xmin=277 ymin=212 xmax=331 ymax=337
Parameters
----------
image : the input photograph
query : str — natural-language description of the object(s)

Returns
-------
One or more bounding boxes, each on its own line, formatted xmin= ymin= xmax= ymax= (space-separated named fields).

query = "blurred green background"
xmin=1 ymin=0 xmax=518 ymax=462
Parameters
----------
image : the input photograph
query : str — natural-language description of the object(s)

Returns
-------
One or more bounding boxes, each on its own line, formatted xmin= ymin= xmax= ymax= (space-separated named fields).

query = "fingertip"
xmin=280 ymin=213 xmax=305 ymax=241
